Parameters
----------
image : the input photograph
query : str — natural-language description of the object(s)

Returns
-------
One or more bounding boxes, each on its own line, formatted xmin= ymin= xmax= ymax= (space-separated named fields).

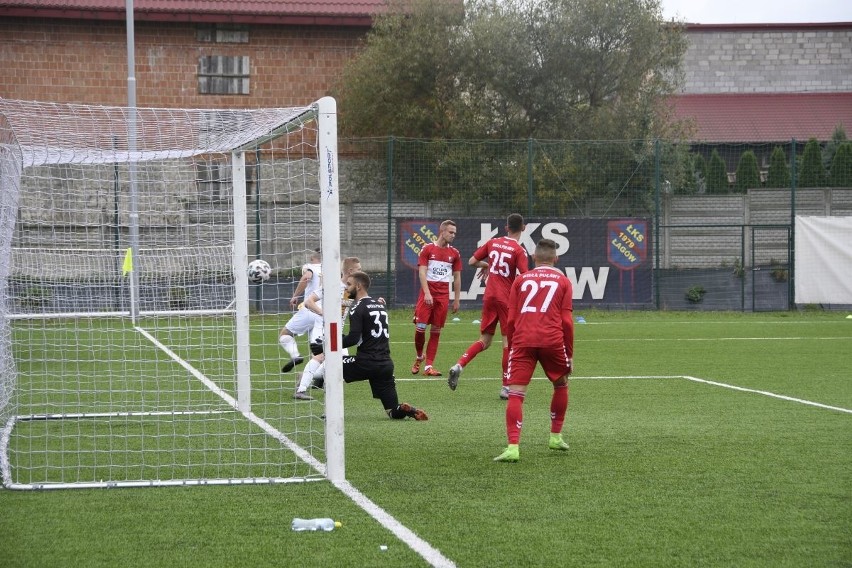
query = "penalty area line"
xmin=682 ymin=375 xmax=852 ymax=415
xmin=396 ymin=375 xmax=682 ymax=383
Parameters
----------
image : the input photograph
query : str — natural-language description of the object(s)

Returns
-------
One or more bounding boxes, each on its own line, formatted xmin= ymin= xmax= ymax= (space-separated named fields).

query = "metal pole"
xmin=654 ymin=139 xmax=661 ymax=309
xmin=254 ymin=147 xmax=262 ymax=311
xmin=789 ymin=139 xmax=797 ymax=309
xmin=386 ymin=136 xmax=394 ymax=304
xmin=527 ymin=138 xmax=534 ymax=217
xmin=125 ymin=0 xmax=140 ymax=322
xmin=113 ymin=136 xmax=121 ymax=311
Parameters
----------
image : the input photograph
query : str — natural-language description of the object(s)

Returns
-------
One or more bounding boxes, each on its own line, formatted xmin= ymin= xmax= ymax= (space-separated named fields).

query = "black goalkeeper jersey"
xmin=341 ymin=296 xmax=391 ymax=361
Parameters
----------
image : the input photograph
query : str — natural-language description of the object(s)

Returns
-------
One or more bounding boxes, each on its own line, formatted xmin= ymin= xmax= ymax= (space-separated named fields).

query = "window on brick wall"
xmin=197 ymin=25 xmax=249 ymax=44
xmin=198 ymin=56 xmax=250 ymax=95
xmin=195 ymin=158 xmax=231 ymax=202
xmin=194 ymin=156 xmax=255 ymax=202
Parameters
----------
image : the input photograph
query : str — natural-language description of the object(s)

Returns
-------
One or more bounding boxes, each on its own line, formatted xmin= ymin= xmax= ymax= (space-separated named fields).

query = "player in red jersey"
xmin=494 ymin=238 xmax=574 ymax=463
xmin=412 ymin=219 xmax=462 ymax=377
xmin=447 ymin=213 xmax=529 ymax=398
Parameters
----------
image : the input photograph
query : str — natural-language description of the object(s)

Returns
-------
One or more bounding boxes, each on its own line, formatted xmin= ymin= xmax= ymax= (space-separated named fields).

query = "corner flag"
xmin=122 ymin=247 xmax=133 ymax=276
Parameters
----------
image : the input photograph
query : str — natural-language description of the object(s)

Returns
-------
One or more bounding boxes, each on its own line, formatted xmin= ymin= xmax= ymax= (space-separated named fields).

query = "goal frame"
xmin=0 ymin=96 xmax=344 ymax=489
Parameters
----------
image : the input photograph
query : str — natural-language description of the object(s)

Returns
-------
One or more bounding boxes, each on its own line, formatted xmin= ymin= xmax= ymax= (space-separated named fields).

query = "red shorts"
xmin=479 ymin=296 xmax=508 ymax=336
xmin=413 ymin=295 xmax=449 ymax=328
xmin=506 ymin=345 xmax=572 ymax=385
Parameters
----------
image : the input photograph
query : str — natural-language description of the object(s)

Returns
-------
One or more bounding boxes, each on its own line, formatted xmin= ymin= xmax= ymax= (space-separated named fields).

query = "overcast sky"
xmin=660 ymin=0 xmax=852 ymax=24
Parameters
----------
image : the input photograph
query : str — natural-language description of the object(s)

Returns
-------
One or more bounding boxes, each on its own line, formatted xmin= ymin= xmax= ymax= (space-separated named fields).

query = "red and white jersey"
xmin=418 ymin=242 xmax=462 ymax=299
xmin=473 ymin=236 xmax=529 ymax=302
xmin=506 ymin=265 xmax=574 ymax=355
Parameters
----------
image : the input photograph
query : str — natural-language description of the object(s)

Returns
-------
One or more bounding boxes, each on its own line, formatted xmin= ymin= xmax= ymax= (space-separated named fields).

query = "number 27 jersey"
xmin=506 ymin=265 xmax=574 ymax=354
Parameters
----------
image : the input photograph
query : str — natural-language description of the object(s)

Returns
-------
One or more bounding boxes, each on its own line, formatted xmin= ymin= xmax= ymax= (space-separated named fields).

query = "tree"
xmin=335 ymin=0 xmax=465 ymax=138
xmin=798 ymin=138 xmax=827 ymax=188
xmin=734 ymin=150 xmax=760 ymax=192
xmin=766 ymin=145 xmax=790 ymax=188
xmin=335 ymin=0 xmax=687 ymax=140
xmin=822 ymin=124 xmax=847 ymax=171
xmin=829 ymin=142 xmax=852 ymax=187
xmin=692 ymin=153 xmax=706 ymax=179
xmin=706 ymin=149 xmax=728 ymax=194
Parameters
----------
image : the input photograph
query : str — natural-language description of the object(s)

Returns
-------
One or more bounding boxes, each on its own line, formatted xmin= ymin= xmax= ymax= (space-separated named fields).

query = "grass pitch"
xmin=2 ymin=309 xmax=850 ymax=567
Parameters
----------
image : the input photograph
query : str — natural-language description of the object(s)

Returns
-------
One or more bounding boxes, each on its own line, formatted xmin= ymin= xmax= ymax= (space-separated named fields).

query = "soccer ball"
xmin=247 ymin=259 xmax=272 ymax=283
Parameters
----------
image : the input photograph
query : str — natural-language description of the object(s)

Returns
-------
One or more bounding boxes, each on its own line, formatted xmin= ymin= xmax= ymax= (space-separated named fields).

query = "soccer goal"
xmin=0 ymin=97 xmax=344 ymax=489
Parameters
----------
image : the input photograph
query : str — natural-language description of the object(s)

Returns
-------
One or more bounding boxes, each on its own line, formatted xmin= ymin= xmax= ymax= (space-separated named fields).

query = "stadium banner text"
xmin=395 ymin=218 xmax=652 ymax=307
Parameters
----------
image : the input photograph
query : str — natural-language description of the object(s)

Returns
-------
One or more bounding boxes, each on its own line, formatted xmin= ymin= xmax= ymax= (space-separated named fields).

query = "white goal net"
xmin=0 ymin=97 xmax=343 ymax=489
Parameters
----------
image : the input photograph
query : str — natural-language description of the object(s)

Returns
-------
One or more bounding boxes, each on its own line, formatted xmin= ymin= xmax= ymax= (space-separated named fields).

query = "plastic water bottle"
xmin=291 ymin=517 xmax=341 ymax=532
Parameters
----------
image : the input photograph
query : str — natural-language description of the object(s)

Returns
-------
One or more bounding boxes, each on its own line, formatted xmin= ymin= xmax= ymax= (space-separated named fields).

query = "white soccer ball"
xmin=247 ymin=259 xmax=272 ymax=283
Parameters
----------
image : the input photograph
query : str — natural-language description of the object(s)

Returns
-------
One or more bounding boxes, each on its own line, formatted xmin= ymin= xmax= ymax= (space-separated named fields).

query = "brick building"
xmin=2 ymin=4 xmax=850 ymax=138
xmin=0 ymin=0 xmax=386 ymax=108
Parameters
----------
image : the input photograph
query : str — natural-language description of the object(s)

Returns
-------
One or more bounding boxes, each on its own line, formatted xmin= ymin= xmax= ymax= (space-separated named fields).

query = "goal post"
xmin=315 ymin=97 xmax=345 ymax=482
xmin=0 ymin=96 xmax=343 ymax=489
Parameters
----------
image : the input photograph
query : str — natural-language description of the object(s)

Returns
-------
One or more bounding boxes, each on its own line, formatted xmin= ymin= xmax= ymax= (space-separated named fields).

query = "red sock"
xmin=550 ymin=384 xmax=569 ymax=434
xmin=459 ymin=340 xmax=485 ymax=367
xmin=414 ymin=328 xmax=425 ymax=358
xmin=425 ymin=329 xmax=441 ymax=365
xmin=505 ymin=391 xmax=525 ymax=445
xmin=501 ymin=347 xmax=510 ymax=386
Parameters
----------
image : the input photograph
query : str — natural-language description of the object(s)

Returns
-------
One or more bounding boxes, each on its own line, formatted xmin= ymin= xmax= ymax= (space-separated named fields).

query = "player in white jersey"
xmin=278 ymin=248 xmax=322 ymax=373
xmin=292 ymin=257 xmax=361 ymax=400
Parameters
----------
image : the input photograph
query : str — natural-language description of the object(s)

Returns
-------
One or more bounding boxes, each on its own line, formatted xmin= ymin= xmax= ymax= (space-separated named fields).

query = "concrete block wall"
xmin=9 ymin=156 xmax=852 ymax=277
xmin=658 ymin=188 xmax=852 ymax=269
xmin=681 ymin=25 xmax=852 ymax=94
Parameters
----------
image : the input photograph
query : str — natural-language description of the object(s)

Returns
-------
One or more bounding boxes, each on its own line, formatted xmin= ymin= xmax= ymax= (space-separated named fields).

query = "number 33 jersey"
xmin=342 ymin=296 xmax=392 ymax=361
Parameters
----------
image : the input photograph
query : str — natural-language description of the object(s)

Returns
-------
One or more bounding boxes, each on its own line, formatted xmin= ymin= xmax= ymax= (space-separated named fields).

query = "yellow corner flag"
xmin=122 ymin=247 xmax=133 ymax=276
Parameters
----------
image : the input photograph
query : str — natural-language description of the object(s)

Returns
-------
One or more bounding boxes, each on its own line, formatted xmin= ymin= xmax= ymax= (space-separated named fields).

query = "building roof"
xmin=682 ymin=22 xmax=852 ymax=32
xmin=667 ymin=93 xmax=852 ymax=143
xmin=0 ymin=0 xmax=389 ymax=25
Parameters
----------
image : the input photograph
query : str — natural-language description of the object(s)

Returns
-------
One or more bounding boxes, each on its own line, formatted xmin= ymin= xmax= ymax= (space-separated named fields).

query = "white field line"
xmin=136 ymin=326 xmax=327 ymax=474
xmin=333 ymin=480 xmax=457 ymax=568
xmin=138 ymin=327 xmax=455 ymax=568
xmin=445 ymin=319 xmax=851 ymax=325
xmin=397 ymin=375 xmax=681 ymax=382
xmin=574 ymin=336 xmax=850 ymax=342
xmin=392 ymin=336 xmax=851 ymax=348
xmin=681 ymin=375 xmax=852 ymax=414
xmin=404 ymin=374 xmax=852 ymax=415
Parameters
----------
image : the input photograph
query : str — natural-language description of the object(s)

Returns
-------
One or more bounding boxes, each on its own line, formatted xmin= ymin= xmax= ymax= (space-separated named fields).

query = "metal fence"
xmin=335 ymin=137 xmax=851 ymax=310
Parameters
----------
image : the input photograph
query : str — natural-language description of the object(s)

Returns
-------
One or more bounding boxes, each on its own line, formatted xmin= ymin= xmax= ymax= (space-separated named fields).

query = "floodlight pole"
xmin=126 ymin=0 xmax=141 ymax=322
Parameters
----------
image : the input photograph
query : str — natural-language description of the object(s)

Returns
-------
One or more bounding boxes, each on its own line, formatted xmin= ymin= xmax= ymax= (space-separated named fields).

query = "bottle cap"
xmin=334 ymin=521 xmax=342 ymax=528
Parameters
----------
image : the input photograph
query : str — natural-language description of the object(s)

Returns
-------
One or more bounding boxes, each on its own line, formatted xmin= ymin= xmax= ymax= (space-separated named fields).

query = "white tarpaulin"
xmin=794 ymin=215 xmax=852 ymax=304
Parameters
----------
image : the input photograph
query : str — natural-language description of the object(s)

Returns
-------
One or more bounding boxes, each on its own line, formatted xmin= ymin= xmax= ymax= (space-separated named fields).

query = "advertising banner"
xmin=794 ymin=215 xmax=852 ymax=304
xmin=396 ymin=218 xmax=652 ymax=307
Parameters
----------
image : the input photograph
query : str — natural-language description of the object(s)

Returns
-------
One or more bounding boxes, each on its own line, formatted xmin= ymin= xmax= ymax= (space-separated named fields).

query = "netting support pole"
xmin=125 ymin=0 xmax=140 ymax=323
xmin=317 ymin=97 xmax=345 ymax=481
xmin=232 ymin=151 xmax=252 ymax=413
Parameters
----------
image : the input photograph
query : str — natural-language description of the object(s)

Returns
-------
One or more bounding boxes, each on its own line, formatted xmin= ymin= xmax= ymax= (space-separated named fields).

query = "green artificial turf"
xmin=2 ymin=310 xmax=850 ymax=567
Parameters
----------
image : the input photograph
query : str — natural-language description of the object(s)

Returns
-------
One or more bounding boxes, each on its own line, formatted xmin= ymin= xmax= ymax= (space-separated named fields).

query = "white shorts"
xmin=285 ymin=308 xmax=322 ymax=337
xmin=309 ymin=319 xmax=324 ymax=344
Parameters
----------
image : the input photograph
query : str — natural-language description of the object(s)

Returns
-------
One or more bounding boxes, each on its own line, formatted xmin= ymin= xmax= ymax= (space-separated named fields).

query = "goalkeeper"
xmin=312 ymin=271 xmax=428 ymax=420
